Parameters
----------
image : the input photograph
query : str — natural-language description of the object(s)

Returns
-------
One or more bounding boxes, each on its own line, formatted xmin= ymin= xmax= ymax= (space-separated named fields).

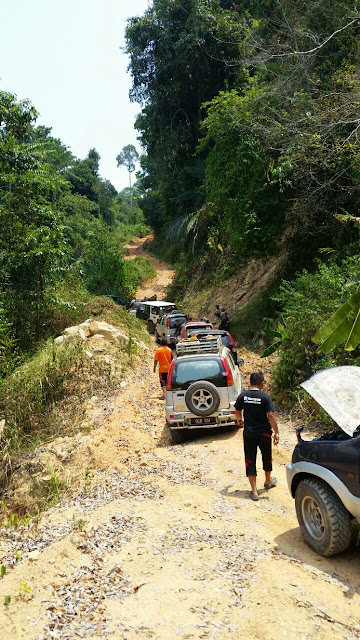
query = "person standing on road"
xmin=154 ymin=338 xmax=173 ymax=398
xmin=174 ymin=319 xmax=183 ymax=340
xmin=219 ymin=311 xmax=230 ymax=331
xmin=235 ymin=372 xmax=279 ymax=501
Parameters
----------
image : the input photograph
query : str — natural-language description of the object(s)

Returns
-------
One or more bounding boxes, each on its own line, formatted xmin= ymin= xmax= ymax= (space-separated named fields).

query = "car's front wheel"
xmin=295 ymin=478 xmax=352 ymax=556
xmin=147 ymin=320 xmax=155 ymax=334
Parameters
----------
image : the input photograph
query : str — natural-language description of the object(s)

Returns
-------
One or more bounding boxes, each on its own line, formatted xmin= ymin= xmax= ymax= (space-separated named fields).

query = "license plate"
xmin=190 ymin=417 xmax=215 ymax=426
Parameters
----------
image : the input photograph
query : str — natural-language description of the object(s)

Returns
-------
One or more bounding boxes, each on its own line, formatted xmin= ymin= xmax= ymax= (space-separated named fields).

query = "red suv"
xmin=179 ymin=321 xmax=213 ymax=340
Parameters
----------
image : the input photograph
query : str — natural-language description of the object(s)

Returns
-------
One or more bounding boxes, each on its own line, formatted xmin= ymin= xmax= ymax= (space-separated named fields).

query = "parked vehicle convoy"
xmin=192 ymin=329 xmax=238 ymax=364
xmin=165 ymin=337 xmax=242 ymax=444
xmin=287 ymin=366 xmax=360 ymax=556
xmin=155 ymin=312 xmax=188 ymax=345
xmin=179 ymin=321 xmax=213 ymax=340
xmin=136 ymin=300 xmax=177 ymax=333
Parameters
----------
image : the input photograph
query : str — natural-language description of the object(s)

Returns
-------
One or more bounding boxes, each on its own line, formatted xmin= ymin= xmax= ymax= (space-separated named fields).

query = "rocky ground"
xmin=1 ymin=240 xmax=360 ymax=640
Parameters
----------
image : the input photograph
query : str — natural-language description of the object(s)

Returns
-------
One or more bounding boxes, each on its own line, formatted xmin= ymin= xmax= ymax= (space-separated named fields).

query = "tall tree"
xmin=116 ymin=144 xmax=139 ymax=210
xmin=125 ymin=0 xmax=246 ymax=228
xmin=0 ymin=91 xmax=67 ymax=345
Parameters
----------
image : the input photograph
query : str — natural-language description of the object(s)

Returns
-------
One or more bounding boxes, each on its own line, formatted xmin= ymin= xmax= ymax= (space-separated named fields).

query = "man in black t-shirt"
xmin=235 ymin=372 xmax=279 ymax=501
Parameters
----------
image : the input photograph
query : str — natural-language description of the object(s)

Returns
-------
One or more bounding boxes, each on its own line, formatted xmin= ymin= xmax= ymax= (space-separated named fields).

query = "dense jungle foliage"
xmin=126 ymin=0 xmax=360 ymax=393
xmin=0 ymin=90 xmax=151 ymax=378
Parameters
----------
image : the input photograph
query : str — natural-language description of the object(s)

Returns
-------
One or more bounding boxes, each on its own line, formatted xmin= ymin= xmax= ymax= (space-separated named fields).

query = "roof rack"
xmin=176 ymin=336 xmax=222 ymax=357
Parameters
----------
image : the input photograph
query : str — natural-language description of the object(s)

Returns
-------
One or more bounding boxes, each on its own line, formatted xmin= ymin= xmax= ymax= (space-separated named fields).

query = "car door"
xmin=158 ymin=316 xmax=166 ymax=340
xmin=136 ymin=303 xmax=145 ymax=319
xmin=226 ymin=350 xmax=241 ymax=404
xmin=150 ymin=306 xmax=159 ymax=326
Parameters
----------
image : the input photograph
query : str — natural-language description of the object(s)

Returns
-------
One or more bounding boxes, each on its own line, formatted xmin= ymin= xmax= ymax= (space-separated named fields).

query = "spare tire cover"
xmin=185 ymin=381 xmax=220 ymax=417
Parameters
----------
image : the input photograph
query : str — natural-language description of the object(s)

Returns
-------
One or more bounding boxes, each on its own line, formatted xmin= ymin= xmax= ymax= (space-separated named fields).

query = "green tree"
xmin=126 ymin=0 xmax=246 ymax=228
xmin=30 ymin=125 xmax=74 ymax=172
xmin=0 ymin=91 xmax=68 ymax=346
xmin=116 ymin=144 xmax=139 ymax=210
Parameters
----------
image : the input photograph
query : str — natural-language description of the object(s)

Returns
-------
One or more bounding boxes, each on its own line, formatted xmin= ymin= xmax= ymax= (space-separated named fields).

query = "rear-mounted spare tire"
xmin=185 ymin=381 xmax=220 ymax=417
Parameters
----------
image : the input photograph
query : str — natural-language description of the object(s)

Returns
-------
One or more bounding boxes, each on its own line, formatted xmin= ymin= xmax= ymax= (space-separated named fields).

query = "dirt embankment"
xmin=1 ymin=240 xmax=360 ymax=640
xmin=182 ymin=253 xmax=286 ymax=321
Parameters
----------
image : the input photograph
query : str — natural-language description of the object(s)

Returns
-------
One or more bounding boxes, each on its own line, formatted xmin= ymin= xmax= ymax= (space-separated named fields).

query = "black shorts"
xmin=159 ymin=372 xmax=168 ymax=387
xmin=243 ymin=432 xmax=272 ymax=476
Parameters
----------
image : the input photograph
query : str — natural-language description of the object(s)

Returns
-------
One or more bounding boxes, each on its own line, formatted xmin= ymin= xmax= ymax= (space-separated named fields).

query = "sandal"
xmin=264 ymin=477 xmax=277 ymax=489
xmin=249 ymin=492 xmax=259 ymax=501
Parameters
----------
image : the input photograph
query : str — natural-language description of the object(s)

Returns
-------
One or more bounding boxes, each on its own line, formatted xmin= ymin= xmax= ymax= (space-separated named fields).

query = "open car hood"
xmin=300 ymin=366 xmax=360 ymax=436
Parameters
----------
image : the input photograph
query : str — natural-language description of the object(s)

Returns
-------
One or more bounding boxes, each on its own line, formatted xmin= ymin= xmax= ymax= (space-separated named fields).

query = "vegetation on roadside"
xmin=0 ymin=90 xmax=155 ymax=515
xmin=0 ymin=90 xmax=153 ymax=370
xmin=272 ymin=256 xmax=360 ymax=393
xmin=0 ymin=292 xmax=150 ymax=518
xmin=126 ymin=0 xmax=360 ymax=399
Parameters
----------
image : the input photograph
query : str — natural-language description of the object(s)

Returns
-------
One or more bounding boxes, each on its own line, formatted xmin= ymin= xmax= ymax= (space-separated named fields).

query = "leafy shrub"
xmin=0 ymin=302 xmax=19 ymax=379
xmin=47 ymin=278 xmax=149 ymax=341
xmin=272 ymin=256 xmax=360 ymax=393
xmin=124 ymin=256 xmax=156 ymax=291
xmin=0 ymin=339 xmax=86 ymax=450
xmin=230 ymin=287 xmax=279 ymax=347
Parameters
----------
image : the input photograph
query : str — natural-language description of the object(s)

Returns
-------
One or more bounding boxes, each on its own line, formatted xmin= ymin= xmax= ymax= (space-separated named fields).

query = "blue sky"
xmin=0 ymin=0 xmax=150 ymax=190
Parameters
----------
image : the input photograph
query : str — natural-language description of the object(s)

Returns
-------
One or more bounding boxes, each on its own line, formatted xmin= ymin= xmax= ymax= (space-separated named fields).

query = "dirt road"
xmin=124 ymin=236 xmax=175 ymax=300
xmin=1 ymin=245 xmax=360 ymax=640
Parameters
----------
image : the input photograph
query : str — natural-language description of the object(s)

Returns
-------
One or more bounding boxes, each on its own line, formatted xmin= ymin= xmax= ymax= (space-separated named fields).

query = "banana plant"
xmin=313 ymin=290 xmax=360 ymax=353
xmin=261 ymin=322 xmax=289 ymax=358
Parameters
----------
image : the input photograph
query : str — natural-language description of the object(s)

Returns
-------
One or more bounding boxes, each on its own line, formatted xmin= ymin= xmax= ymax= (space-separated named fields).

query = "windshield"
xmin=173 ymin=358 xmax=225 ymax=389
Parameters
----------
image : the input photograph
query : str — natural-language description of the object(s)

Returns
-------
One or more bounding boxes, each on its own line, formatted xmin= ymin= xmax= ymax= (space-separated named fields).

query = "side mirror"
xmin=238 ymin=358 xmax=244 ymax=366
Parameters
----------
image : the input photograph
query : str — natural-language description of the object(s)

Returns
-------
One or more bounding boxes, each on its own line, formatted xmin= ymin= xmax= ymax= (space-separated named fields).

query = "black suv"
xmin=287 ymin=366 xmax=360 ymax=556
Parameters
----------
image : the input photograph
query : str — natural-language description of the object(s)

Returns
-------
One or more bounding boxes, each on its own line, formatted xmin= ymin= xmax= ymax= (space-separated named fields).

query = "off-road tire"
xmin=185 ymin=381 xmax=220 ymax=417
xmin=295 ymin=478 xmax=351 ymax=556
xmin=147 ymin=320 xmax=155 ymax=334
xmin=168 ymin=424 xmax=187 ymax=444
xmin=154 ymin=330 xmax=160 ymax=344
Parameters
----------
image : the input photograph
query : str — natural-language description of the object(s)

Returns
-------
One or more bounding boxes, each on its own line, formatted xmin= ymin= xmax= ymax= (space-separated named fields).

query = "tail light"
xmin=166 ymin=360 xmax=176 ymax=391
xmin=220 ymin=356 xmax=234 ymax=386
xmin=167 ymin=318 xmax=171 ymax=328
xmin=227 ymin=332 xmax=236 ymax=349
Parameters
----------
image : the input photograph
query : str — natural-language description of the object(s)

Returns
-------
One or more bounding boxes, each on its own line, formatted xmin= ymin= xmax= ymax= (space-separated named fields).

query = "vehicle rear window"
xmin=173 ymin=359 xmax=225 ymax=389
xmin=186 ymin=325 xmax=212 ymax=337
xmin=220 ymin=335 xmax=231 ymax=348
xmin=169 ymin=316 xmax=187 ymax=328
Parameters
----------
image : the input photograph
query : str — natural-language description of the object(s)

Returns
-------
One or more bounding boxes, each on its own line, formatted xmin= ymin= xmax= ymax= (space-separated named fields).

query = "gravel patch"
xmin=157 ymin=524 xmax=267 ymax=606
xmin=1 ymin=519 xmax=75 ymax=571
xmin=62 ymin=470 xmax=164 ymax=513
xmin=39 ymin=512 xmax=146 ymax=639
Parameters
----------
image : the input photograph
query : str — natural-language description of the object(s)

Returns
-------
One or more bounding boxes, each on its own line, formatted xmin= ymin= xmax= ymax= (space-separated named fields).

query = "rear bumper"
xmin=165 ymin=407 xmax=237 ymax=429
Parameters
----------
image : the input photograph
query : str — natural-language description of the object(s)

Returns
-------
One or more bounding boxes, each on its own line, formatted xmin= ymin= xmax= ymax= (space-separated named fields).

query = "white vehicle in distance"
xmin=165 ymin=337 xmax=243 ymax=443
xmin=128 ymin=301 xmax=141 ymax=316
xmin=136 ymin=300 xmax=177 ymax=334
xmin=155 ymin=312 xmax=188 ymax=346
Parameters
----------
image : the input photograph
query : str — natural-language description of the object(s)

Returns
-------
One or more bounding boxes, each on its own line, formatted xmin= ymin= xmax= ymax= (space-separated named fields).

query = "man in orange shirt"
xmin=154 ymin=338 xmax=173 ymax=398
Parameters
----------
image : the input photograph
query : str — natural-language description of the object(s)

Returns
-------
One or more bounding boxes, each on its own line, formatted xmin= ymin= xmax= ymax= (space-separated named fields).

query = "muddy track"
xmin=1 ymin=242 xmax=360 ymax=640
